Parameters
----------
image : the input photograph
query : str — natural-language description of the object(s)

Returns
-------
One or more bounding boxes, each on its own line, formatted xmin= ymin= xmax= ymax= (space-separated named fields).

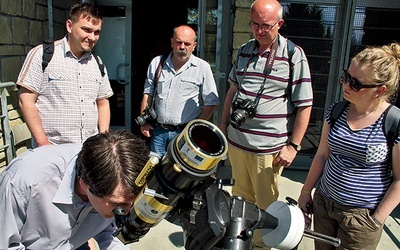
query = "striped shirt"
xmin=17 ymin=37 xmax=113 ymax=144
xmin=319 ymin=101 xmax=399 ymax=209
xmin=227 ymin=35 xmax=313 ymax=153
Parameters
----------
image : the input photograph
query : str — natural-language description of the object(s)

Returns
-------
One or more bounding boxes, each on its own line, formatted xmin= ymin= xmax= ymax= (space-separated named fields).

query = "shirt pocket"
xmin=178 ymin=78 xmax=200 ymax=96
xmin=45 ymin=71 xmax=74 ymax=95
xmin=366 ymin=143 xmax=387 ymax=163
xmin=156 ymin=80 xmax=167 ymax=100
xmin=84 ymin=73 xmax=102 ymax=100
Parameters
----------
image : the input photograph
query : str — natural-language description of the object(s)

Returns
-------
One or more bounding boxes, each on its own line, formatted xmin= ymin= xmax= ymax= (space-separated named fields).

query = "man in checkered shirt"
xmin=17 ymin=3 xmax=113 ymax=146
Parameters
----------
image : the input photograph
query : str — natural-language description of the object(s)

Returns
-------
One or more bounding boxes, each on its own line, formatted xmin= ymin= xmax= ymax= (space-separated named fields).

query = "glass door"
xmin=189 ymin=0 xmax=233 ymax=125
xmin=95 ymin=1 xmax=132 ymax=130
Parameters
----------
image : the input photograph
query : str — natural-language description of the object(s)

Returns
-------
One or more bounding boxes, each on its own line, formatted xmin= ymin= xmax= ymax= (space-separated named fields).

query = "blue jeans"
xmin=151 ymin=125 xmax=182 ymax=157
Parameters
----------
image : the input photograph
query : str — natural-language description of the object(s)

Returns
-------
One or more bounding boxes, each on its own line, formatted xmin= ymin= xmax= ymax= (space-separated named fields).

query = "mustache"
xmin=176 ymin=50 xmax=187 ymax=56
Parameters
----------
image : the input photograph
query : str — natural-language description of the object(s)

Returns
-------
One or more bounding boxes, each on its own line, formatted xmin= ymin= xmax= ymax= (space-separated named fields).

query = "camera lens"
xmin=229 ymin=109 xmax=247 ymax=128
xmin=135 ymin=114 xmax=148 ymax=126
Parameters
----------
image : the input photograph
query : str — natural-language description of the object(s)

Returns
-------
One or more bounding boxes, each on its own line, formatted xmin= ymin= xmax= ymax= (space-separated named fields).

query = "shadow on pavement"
xmin=168 ymin=232 xmax=184 ymax=248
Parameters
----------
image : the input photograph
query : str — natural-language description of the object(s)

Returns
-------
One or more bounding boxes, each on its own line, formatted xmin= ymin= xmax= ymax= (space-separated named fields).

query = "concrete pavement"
xmin=127 ymin=167 xmax=400 ymax=249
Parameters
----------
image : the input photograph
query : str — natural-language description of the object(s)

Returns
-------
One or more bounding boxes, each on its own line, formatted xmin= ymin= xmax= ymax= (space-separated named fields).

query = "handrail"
xmin=0 ymin=81 xmax=17 ymax=89
xmin=0 ymin=81 xmax=17 ymax=164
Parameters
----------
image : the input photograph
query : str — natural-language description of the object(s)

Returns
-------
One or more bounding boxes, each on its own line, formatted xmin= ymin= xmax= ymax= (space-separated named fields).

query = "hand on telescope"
xmin=298 ymin=190 xmax=313 ymax=215
xmin=140 ymin=123 xmax=154 ymax=137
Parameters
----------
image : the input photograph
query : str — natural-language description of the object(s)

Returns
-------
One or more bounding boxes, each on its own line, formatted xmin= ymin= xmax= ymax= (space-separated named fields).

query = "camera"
xmin=135 ymin=106 xmax=157 ymax=126
xmin=229 ymin=98 xmax=257 ymax=128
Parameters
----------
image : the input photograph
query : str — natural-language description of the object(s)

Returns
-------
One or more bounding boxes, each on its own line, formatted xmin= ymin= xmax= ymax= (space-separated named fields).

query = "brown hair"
xmin=69 ymin=3 xmax=102 ymax=23
xmin=76 ymin=130 xmax=149 ymax=198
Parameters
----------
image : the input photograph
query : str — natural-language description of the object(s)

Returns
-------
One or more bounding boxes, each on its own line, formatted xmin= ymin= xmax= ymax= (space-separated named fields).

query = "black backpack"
xmin=329 ymin=100 xmax=400 ymax=147
xmin=41 ymin=39 xmax=105 ymax=77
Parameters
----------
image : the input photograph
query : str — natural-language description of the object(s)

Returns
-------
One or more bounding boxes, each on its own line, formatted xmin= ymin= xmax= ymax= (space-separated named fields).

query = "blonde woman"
xmin=298 ymin=43 xmax=400 ymax=250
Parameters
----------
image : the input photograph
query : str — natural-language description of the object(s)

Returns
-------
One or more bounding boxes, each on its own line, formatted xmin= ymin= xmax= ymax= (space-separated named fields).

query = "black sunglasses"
xmin=339 ymin=70 xmax=383 ymax=92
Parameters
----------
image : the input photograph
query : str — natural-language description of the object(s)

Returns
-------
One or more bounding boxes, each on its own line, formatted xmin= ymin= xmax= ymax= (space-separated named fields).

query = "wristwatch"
xmin=288 ymin=141 xmax=301 ymax=151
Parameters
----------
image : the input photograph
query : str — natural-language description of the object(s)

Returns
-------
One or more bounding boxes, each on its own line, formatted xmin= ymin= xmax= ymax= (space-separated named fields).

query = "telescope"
xmin=113 ymin=119 xmax=341 ymax=249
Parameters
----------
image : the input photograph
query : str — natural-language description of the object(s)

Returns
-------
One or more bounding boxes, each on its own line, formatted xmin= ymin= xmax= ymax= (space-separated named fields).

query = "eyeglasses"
xmin=339 ymin=70 xmax=383 ymax=92
xmin=249 ymin=20 xmax=280 ymax=32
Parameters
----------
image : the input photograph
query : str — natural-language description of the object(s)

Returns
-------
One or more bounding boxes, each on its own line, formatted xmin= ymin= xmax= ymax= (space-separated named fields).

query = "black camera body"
xmin=135 ymin=106 xmax=157 ymax=126
xmin=229 ymin=98 xmax=257 ymax=129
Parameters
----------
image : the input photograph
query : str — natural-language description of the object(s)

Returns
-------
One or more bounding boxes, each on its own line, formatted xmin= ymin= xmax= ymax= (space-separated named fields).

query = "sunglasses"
xmin=339 ymin=70 xmax=383 ymax=92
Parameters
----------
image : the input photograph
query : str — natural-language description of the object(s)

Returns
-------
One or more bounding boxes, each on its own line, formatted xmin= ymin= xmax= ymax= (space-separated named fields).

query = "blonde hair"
xmin=352 ymin=43 xmax=400 ymax=103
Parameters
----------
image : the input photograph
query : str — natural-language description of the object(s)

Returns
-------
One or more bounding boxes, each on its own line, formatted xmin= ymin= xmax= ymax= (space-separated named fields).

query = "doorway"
xmin=95 ymin=0 xmax=132 ymax=130
xmin=94 ymin=0 xmax=231 ymax=136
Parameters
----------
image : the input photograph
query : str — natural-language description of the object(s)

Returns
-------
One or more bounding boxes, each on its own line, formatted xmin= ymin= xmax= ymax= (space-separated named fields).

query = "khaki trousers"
xmin=228 ymin=145 xmax=283 ymax=250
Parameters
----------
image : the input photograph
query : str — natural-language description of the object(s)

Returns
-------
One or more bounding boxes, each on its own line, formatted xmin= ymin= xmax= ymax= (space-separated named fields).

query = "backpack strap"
xmin=330 ymin=101 xmax=400 ymax=147
xmin=41 ymin=39 xmax=105 ymax=77
xmin=42 ymin=39 xmax=54 ymax=71
xmin=287 ymin=39 xmax=295 ymax=62
xmin=287 ymin=39 xmax=295 ymax=101
xmin=329 ymin=100 xmax=349 ymax=128
xmin=91 ymin=51 xmax=105 ymax=77
xmin=382 ymin=105 xmax=400 ymax=147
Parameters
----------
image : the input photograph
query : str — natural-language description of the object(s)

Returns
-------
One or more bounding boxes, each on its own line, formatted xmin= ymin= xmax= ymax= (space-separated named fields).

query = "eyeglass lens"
xmin=340 ymin=70 xmax=381 ymax=92
xmin=249 ymin=20 xmax=278 ymax=32
xmin=340 ymin=71 xmax=360 ymax=91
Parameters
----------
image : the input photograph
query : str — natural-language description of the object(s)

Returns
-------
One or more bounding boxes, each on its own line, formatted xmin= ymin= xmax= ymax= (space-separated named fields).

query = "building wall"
xmin=0 ymin=0 xmax=74 ymax=83
xmin=0 ymin=0 xmax=74 ymax=170
xmin=232 ymin=0 xmax=254 ymax=62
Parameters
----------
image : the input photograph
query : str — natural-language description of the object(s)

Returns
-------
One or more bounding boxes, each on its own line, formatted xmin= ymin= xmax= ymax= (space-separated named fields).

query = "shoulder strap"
xmin=287 ymin=39 xmax=296 ymax=90
xmin=91 ymin=51 xmax=105 ymax=77
xmin=287 ymin=39 xmax=295 ymax=62
xmin=329 ymin=101 xmax=400 ymax=146
xmin=150 ymin=54 xmax=168 ymax=108
xmin=41 ymin=39 xmax=105 ymax=77
xmin=383 ymin=105 xmax=400 ymax=147
xmin=287 ymin=39 xmax=296 ymax=96
xmin=42 ymin=39 xmax=54 ymax=71
xmin=330 ymin=100 xmax=349 ymax=128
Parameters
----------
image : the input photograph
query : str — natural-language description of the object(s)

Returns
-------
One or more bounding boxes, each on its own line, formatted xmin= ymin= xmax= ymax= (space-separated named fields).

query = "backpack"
xmin=329 ymin=100 xmax=400 ymax=147
xmin=41 ymin=39 xmax=105 ymax=77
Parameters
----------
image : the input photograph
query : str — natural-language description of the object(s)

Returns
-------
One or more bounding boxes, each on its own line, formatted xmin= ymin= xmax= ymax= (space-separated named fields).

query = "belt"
xmin=159 ymin=123 xmax=187 ymax=131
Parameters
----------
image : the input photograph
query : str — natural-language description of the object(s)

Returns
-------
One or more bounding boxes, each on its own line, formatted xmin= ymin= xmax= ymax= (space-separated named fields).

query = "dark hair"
xmin=76 ymin=130 xmax=149 ymax=198
xmin=69 ymin=3 xmax=102 ymax=23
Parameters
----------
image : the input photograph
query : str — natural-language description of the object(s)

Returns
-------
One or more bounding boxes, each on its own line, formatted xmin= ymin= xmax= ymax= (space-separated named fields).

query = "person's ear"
xmin=375 ymin=85 xmax=387 ymax=96
xmin=277 ymin=19 xmax=285 ymax=29
xmin=79 ymin=178 xmax=90 ymax=191
xmin=66 ymin=19 xmax=73 ymax=33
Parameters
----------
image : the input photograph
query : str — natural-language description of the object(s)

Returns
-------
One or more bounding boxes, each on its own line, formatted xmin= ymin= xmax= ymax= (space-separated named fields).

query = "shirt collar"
xmin=166 ymin=52 xmax=199 ymax=72
xmin=52 ymin=154 xmax=82 ymax=207
xmin=62 ymin=36 xmax=92 ymax=61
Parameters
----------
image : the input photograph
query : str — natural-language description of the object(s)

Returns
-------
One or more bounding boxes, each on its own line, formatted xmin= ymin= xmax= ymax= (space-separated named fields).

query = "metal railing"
xmin=0 ymin=81 xmax=18 ymax=165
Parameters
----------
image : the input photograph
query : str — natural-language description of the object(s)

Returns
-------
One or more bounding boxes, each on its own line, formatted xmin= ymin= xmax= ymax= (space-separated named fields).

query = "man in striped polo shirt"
xmin=220 ymin=0 xmax=313 ymax=248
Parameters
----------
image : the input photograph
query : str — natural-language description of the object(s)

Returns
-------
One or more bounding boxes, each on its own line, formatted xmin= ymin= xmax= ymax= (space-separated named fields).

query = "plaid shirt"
xmin=17 ymin=37 xmax=113 ymax=144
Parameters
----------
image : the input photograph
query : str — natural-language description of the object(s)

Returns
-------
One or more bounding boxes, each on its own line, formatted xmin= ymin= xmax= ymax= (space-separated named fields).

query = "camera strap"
xmin=243 ymin=39 xmax=279 ymax=107
xmin=150 ymin=54 xmax=167 ymax=108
